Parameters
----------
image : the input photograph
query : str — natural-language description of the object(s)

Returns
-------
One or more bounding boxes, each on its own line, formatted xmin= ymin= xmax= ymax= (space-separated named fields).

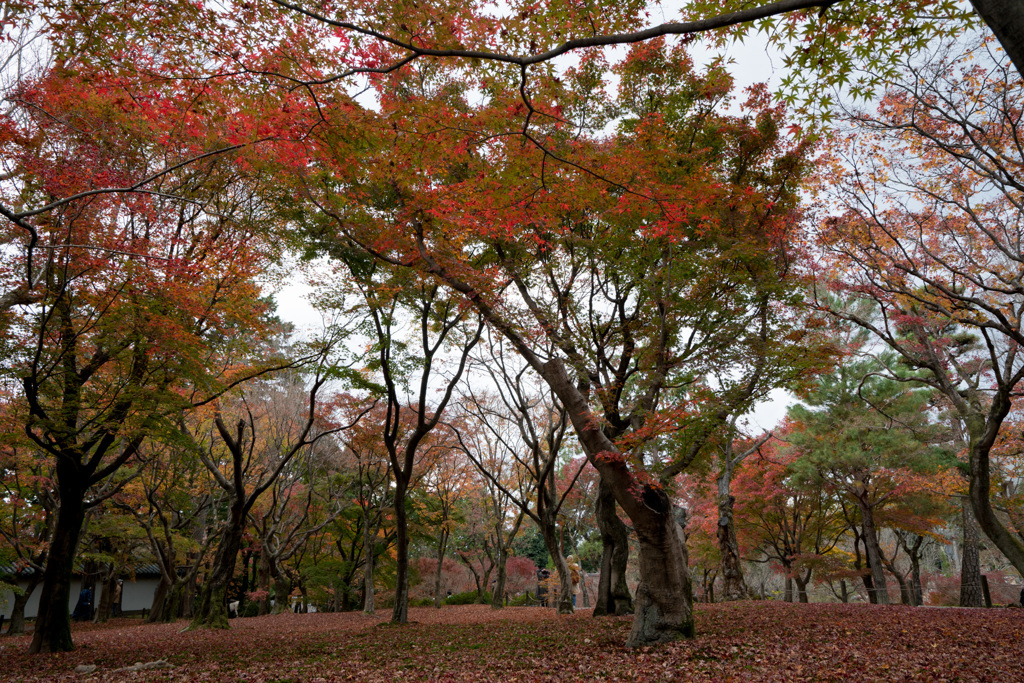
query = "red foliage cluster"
xmin=2 ymin=602 xmax=1021 ymax=681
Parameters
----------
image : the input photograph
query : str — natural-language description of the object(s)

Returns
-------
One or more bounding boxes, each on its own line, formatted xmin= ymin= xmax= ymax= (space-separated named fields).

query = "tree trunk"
xmin=539 ymin=518 xmax=573 ymax=615
xmin=479 ymin=563 xmax=494 ymax=604
xmin=28 ymin=471 xmax=87 ymax=653
xmin=716 ymin=492 xmax=747 ymax=601
xmin=148 ymin=575 xmax=169 ymax=623
xmin=182 ymin=573 xmax=196 ymax=619
xmin=891 ymin=568 xmax=912 ymax=605
xmin=491 ymin=543 xmax=509 ymax=610
xmin=5 ymin=572 xmax=40 ymax=636
xmin=593 ymin=477 xmax=633 ymax=617
xmin=433 ymin=526 xmax=449 ymax=608
xmin=969 ymin=0 xmax=1024 ymax=77
xmin=703 ymin=569 xmax=716 ymax=604
xmin=902 ymin=533 xmax=925 ymax=607
xmin=794 ymin=570 xmax=811 ymax=603
xmin=257 ymin=553 xmax=272 ymax=616
xmin=165 ymin=579 xmax=189 ymax=622
xmin=272 ymin=570 xmax=291 ymax=615
xmin=364 ymin=525 xmax=377 ymax=615
xmin=391 ymin=483 xmax=410 ymax=624
xmin=191 ymin=510 xmax=245 ymax=630
xmin=93 ymin=568 xmax=117 ymax=623
xmin=626 ymin=502 xmax=694 ymax=646
xmin=966 ymin=412 xmax=1024 ymax=576
xmin=716 ymin=450 xmax=748 ymax=602
xmin=239 ymin=550 xmax=252 ymax=612
xmin=911 ymin=560 xmax=923 ymax=607
xmin=960 ymin=496 xmax=984 ymax=607
xmin=881 ymin=543 xmax=914 ymax=606
xmin=784 ymin=574 xmax=793 ymax=603
xmin=856 ymin=496 xmax=889 ymax=605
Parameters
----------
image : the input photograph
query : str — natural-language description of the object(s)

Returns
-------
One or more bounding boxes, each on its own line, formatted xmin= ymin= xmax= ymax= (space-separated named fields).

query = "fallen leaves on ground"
xmin=2 ymin=602 xmax=1022 ymax=682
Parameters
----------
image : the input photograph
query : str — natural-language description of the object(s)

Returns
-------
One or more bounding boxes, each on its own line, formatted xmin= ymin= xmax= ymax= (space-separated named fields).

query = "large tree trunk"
xmin=793 ymin=569 xmax=811 ymax=603
xmin=191 ymin=510 xmax=245 ymax=630
xmin=28 ymin=471 xmax=87 ymax=653
xmin=549 ymin=365 xmax=692 ymax=645
xmin=716 ymin=446 xmax=748 ymax=602
xmin=272 ymin=569 xmax=291 ymax=615
xmin=148 ymin=575 xmax=169 ymax=622
xmin=960 ymin=496 xmax=984 ymax=607
xmin=856 ymin=495 xmax=889 ymax=605
xmin=391 ymin=482 xmax=410 ymax=624
xmin=593 ymin=477 xmax=633 ymax=617
xmin=626 ymin=501 xmax=693 ymax=646
xmin=165 ymin=579 xmax=190 ymax=621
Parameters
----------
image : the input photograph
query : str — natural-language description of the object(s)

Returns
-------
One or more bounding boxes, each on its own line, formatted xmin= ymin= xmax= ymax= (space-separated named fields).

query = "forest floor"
xmin=1 ymin=602 xmax=1021 ymax=682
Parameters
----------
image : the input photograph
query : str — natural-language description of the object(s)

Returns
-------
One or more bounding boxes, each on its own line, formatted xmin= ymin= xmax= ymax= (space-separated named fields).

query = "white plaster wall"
xmin=1 ymin=577 xmax=157 ymax=618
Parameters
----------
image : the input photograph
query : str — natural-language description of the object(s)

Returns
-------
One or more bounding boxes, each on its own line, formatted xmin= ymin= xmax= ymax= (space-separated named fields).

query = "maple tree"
xmin=418 ymin=436 xmax=473 ymax=608
xmin=331 ymin=401 xmax=396 ymax=615
xmin=441 ymin=411 xmax=525 ymax=610
xmin=273 ymin=30 xmax=822 ymax=643
xmin=2 ymin=64 xmax=295 ymax=652
xmin=115 ymin=437 xmax=220 ymax=623
xmin=729 ymin=435 xmax=848 ymax=603
xmin=455 ymin=338 xmax=582 ymax=615
xmin=712 ymin=428 xmax=773 ymax=601
xmin=185 ymin=361 xmax=361 ymax=629
xmin=313 ymin=257 xmax=484 ymax=624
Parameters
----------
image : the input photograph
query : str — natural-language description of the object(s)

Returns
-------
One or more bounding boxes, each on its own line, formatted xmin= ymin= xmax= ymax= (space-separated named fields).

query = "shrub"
xmin=509 ymin=592 xmax=535 ymax=607
xmin=446 ymin=590 xmax=491 ymax=605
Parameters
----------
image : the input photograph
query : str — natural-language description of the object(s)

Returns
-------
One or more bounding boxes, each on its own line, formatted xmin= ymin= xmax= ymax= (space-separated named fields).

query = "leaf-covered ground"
xmin=2 ymin=602 xmax=1022 ymax=682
